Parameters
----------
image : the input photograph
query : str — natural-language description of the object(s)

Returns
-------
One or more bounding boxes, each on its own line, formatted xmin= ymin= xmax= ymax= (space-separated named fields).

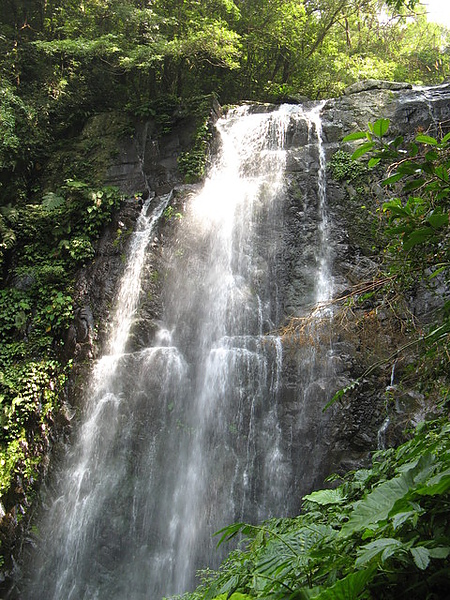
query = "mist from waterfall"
xmin=22 ymin=103 xmax=333 ymax=600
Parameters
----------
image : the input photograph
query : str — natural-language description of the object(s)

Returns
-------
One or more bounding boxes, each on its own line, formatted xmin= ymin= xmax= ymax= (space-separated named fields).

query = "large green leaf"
xmin=255 ymin=526 xmax=334 ymax=577
xmin=372 ymin=118 xmax=390 ymax=138
xmin=415 ymin=469 xmax=450 ymax=496
xmin=311 ymin=567 xmax=376 ymax=600
xmin=351 ymin=141 xmax=375 ymax=160
xmin=434 ymin=165 xmax=449 ymax=182
xmin=41 ymin=192 xmax=65 ymax=212
xmin=416 ymin=134 xmax=438 ymax=145
xmin=355 ymin=538 xmax=404 ymax=567
xmin=427 ymin=212 xmax=449 ymax=229
xmin=396 ymin=161 xmax=422 ymax=175
xmin=303 ymin=488 xmax=345 ymax=506
xmin=382 ymin=172 xmax=404 ymax=186
xmin=339 ymin=475 xmax=410 ymax=537
xmin=403 ymin=228 xmax=433 ymax=250
xmin=402 ymin=178 xmax=425 ymax=192
xmin=214 ymin=522 xmax=256 ymax=547
xmin=391 ymin=509 xmax=420 ymax=530
xmin=428 ymin=546 xmax=450 ymax=559
xmin=410 ymin=546 xmax=430 ymax=570
xmin=382 ymin=198 xmax=409 ymax=217
xmin=342 ymin=131 xmax=369 ymax=142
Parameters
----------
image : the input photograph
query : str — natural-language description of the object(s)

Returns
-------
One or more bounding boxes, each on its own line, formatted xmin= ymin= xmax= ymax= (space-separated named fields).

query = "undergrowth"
xmin=170 ymin=418 xmax=450 ymax=600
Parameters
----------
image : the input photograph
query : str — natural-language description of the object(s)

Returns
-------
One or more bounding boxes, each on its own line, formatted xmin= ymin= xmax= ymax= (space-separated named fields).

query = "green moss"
xmin=41 ymin=111 xmax=133 ymax=190
xmin=178 ymin=118 xmax=212 ymax=182
xmin=329 ymin=149 xmax=367 ymax=182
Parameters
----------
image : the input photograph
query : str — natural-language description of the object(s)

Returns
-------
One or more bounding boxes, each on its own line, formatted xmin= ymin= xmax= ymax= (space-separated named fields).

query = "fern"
xmin=41 ymin=192 xmax=66 ymax=212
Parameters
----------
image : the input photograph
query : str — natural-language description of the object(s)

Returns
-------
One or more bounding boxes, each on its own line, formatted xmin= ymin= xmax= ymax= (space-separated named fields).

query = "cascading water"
xmin=22 ymin=103 xmax=334 ymax=600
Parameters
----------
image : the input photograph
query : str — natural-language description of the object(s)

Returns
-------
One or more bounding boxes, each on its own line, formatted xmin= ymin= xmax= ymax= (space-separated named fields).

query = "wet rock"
xmin=6 ymin=85 xmax=450 ymax=597
xmin=343 ymin=79 xmax=412 ymax=95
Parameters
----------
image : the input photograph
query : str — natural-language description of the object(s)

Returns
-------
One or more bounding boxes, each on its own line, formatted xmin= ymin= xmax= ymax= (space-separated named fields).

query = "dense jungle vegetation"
xmin=0 ymin=0 xmax=449 ymax=596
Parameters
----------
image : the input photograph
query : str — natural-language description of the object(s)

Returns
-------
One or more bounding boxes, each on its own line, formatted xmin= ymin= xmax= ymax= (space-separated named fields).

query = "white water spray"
xmin=24 ymin=103 xmax=333 ymax=600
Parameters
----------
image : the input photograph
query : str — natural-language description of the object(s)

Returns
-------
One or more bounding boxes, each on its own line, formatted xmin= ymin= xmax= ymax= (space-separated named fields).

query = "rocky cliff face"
xmin=53 ymin=80 xmax=450 ymax=507
xmin=3 ymin=82 xmax=450 ymax=595
xmin=305 ymin=81 xmax=450 ymax=476
xmin=91 ymin=80 xmax=450 ymax=497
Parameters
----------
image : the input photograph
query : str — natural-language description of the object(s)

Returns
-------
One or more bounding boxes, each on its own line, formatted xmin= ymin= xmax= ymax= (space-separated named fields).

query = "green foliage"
xmin=164 ymin=205 xmax=183 ymax=221
xmin=322 ymin=120 xmax=449 ymax=410
xmin=83 ymin=184 xmax=123 ymax=237
xmin=174 ymin=96 xmax=215 ymax=182
xmin=20 ymin=179 xmax=122 ymax=261
xmin=0 ymin=204 xmax=19 ymax=268
xmin=176 ymin=419 xmax=450 ymax=600
xmin=0 ymin=174 xmax=123 ymax=565
xmin=0 ymin=289 xmax=31 ymax=341
xmin=329 ymin=150 xmax=367 ymax=182
xmin=343 ymin=119 xmax=450 ymax=276
xmin=0 ymin=358 xmax=68 ymax=497
xmin=1 ymin=0 xmax=447 ymax=123
xmin=0 ymin=83 xmax=37 ymax=171
xmin=178 ymin=119 xmax=212 ymax=183
xmin=0 ymin=152 xmax=121 ymax=556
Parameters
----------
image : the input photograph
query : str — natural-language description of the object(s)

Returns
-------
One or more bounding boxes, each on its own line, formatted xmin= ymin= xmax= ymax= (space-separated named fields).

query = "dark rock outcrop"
xmin=4 ymin=83 xmax=450 ymax=596
xmin=50 ymin=80 xmax=450 ymax=508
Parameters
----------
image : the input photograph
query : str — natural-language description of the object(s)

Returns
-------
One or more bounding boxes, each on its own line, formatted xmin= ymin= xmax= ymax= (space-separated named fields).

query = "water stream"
xmin=23 ymin=103 xmax=333 ymax=599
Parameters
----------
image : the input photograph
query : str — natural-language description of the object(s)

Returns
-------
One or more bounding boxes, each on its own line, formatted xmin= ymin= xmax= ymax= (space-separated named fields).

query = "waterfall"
xmin=22 ymin=103 xmax=333 ymax=600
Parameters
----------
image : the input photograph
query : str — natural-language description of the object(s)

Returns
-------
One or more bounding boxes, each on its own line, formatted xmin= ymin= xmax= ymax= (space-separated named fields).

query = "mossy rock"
xmin=40 ymin=111 xmax=133 ymax=192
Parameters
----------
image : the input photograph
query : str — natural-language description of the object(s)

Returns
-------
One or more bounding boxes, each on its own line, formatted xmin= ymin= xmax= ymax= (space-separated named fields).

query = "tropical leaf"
xmin=311 ymin=567 xmax=376 ymax=600
xmin=339 ymin=475 xmax=410 ymax=537
xmin=368 ymin=157 xmax=381 ymax=167
xmin=402 ymin=178 xmax=425 ymax=192
xmin=303 ymin=488 xmax=345 ymax=506
xmin=427 ymin=212 xmax=449 ymax=229
xmin=408 ymin=141 xmax=419 ymax=156
xmin=428 ymin=546 xmax=450 ymax=559
xmin=415 ymin=469 xmax=450 ymax=496
xmin=434 ymin=165 xmax=449 ymax=182
xmin=410 ymin=546 xmax=430 ymax=570
xmin=212 ymin=575 xmax=242 ymax=598
xmin=425 ymin=150 xmax=439 ymax=161
xmin=215 ymin=522 xmax=256 ymax=547
xmin=416 ymin=134 xmax=438 ymax=145
xmin=42 ymin=192 xmax=65 ymax=211
xmin=342 ymin=131 xmax=369 ymax=142
xmin=351 ymin=142 xmax=375 ymax=160
xmin=372 ymin=118 xmax=390 ymax=138
xmin=65 ymin=178 xmax=88 ymax=189
xmin=428 ymin=265 xmax=448 ymax=279
xmin=355 ymin=538 xmax=404 ymax=567
xmin=392 ymin=509 xmax=420 ymax=530
xmin=403 ymin=228 xmax=434 ymax=250
xmin=0 ymin=227 xmax=16 ymax=249
xmin=382 ymin=198 xmax=408 ymax=217
xmin=382 ymin=172 xmax=403 ymax=186
xmin=396 ymin=161 xmax=422 ymax=175
xmin=323 ymin=380 xmax=359 ymax=411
